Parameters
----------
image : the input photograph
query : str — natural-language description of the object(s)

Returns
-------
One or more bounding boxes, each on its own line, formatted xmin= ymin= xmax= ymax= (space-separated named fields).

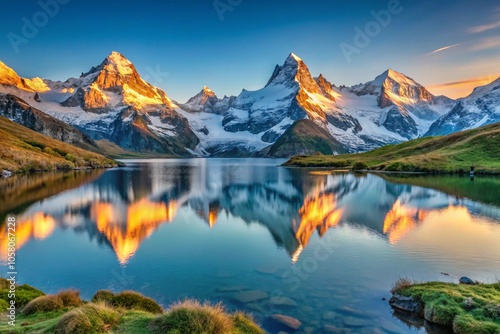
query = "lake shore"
xmin=283 ymin=157 xmax=500 ymax=175
xmin=0 ymin=278 xmax=264 ymax=334
xmin=389 ymin=279 xmax=500 ymax=334
xmin=283 ymin=123 xmax=500 ymax=174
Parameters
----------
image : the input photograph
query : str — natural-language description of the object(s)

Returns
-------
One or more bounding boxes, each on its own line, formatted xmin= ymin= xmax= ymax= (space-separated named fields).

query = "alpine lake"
xmin=1 ymin=158 xmax=499 ymax=334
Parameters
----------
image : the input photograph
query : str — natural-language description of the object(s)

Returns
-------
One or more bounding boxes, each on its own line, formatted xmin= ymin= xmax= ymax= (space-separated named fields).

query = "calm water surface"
xmin=1 ymin=159 xmax=500 ymax=334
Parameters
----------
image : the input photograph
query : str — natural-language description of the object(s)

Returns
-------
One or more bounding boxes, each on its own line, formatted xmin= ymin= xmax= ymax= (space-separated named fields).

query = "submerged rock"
xmin=343 ymin=316 xmax=369 ymax=327
xmin=270 ymin=314 xmax=302 ymax=330
xmin=389 ymin=294 xmax=422 ymax=314
xmin=215 ymin=286 xmax=246 ymax=293
xmin=270 ymin=296 xmax=297 ymax=307
xmin=322 ymin=324 xmax=345 ymax=333
xmin=232 ymin=290 xmax=268 ymax=303
xmin=322 ymin=311 xmax=337 ymax=320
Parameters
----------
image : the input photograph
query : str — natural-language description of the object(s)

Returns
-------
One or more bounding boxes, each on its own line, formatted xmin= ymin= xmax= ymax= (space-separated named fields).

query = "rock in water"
xmin=270 ymin=296 xmax=297 ymax=307
xmin=270 ymin=314 xmax=302 ymax=330
xmin=231 ymin=290 xmax=268 ymax=304
xmin=459 ymin=277 xmax=475 ymax=285
xmin=389 ymin=295 xmax=422 ymax=313
xmin=2 ymin=170 xmax=13 ymax=178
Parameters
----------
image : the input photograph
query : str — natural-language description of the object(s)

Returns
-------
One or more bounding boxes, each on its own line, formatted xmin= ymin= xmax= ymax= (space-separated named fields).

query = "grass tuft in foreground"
xmin=0 ymin=281 xmax=264 ymax=334
xmin=148 ymin=299 xmax=264 ymax=334
xmin=392 ymin=281 xmax=500 ymax=333
xmin=92 ymin=290 xmax=163 ymax=314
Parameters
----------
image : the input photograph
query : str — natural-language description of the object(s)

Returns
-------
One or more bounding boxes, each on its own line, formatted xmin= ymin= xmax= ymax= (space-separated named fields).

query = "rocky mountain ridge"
xmin=0 ymin=52 xmax=498 ymax=157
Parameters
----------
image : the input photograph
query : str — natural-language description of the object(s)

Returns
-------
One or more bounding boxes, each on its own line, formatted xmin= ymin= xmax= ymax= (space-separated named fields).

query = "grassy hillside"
xmin=0 ymin=117 xmax=119 ymax=173
xmin=267 ymin=119 xmax=347 ymax=157
xmin=284 ymin=123 xmax=500 ymax=174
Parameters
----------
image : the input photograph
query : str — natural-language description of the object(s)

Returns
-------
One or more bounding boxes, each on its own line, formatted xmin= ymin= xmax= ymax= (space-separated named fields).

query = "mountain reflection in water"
xmin=2 ymin=159 xmax=499 ymax=267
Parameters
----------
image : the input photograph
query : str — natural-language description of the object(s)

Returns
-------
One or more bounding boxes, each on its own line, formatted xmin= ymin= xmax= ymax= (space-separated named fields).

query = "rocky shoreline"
xmin=389 ymin=278 xmax=500 ymax=334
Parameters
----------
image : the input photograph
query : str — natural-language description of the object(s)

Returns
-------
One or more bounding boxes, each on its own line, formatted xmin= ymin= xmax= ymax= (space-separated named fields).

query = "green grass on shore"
xmin=0 ymin=117 xmax=119 ymax=173
xmin=0 ymin=278 xmax=264 ymax=334
xmin=284 ymin=123 xmax=500 ymax=174
xmin=393 ymin=280 xmax=500 ymax=334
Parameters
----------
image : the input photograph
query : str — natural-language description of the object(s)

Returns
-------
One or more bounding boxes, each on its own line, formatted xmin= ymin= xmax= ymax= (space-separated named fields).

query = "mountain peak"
xmin=467 ymin=76 xmax=500 ymax=99
xmin=183 ymin=85 xmax=218 ymax=110
xmin=0 ymin=61 xmax=20 ymax=81
xmin=372 ymin=69 xmax=417 ymax=87
xmin=0 ymin=61 xmax=29 ymax=89
xmin=101 ymin=51 xmax=134 ymax=76
xmin=266 ymin=53 xmax=318 ymax=90
xmin=287 ymin=53 xmax=302 ymax=62
xmin=202 ymin=85 xmax=215 ymax=96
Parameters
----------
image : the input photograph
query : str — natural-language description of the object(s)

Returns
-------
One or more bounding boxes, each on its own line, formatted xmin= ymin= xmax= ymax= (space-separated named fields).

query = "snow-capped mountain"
xmin=0 ymin=93 xmax=97 ymax=151
xmin=180 ymin=53 xmax=362 ymax=155
xmin=0 ymin=52 xmax=199 ymax=156
xmin=60 ymin=51 xmax=176 ymax=111
xmin=426 ymin=77 xmax=500 ymax=136
xmin=2 ymin=51 xmax=498 ymax=158
xmin=350 ymin=69 xmax=453 ymax=139
xmin=180 ymin=86 xmax=235 ymax=114
xmin=0 ymin=62 xmax=99 ymax=150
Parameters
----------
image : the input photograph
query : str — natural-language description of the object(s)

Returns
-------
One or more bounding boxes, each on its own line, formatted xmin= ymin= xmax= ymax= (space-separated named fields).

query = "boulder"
xmin=270 ymin=314 xmax=302 ymax=330
xmin=459 ymin=277 xmax=475 ymax=285
xmin=389 ymin=295 xmax=422 ymax=314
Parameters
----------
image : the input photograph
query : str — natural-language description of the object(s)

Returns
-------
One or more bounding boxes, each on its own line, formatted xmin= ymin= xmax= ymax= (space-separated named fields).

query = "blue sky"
xmin=1 ymin=0 xmax=499 ymax=101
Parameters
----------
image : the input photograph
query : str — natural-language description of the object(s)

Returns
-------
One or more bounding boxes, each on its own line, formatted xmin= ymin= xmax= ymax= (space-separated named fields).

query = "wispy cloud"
xmin=469 ymin=36 xmax=500 ymax=52
xmin=426 ymin=43 xmax=461 ymax=56
xmin=430 ymin=76 xmax=498 ymax=88
xmin=469 ymin=21 xmax=500 ymax=34
xmin=427 ymin=75 xmax=500 ymax=99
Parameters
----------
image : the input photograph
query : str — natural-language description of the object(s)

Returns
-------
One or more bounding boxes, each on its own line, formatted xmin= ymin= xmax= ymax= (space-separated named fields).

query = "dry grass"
xmin=148 ymin=299 xmax=264 ymax=334
xmin=21 ymin=289 xmax=83 ymax=315
xmin=148 ymin=299 xmax=233 ymax=334
xmin=56 ymin=289 xmax=83 ymax=307
xmin=22 ymin=295 xmax=64 ymax=315
xmin=92 ymin=290 xmax=115 ymax=304
xmin=391 ymin=277 xmax=414 ymax=295
xmin=54 ymin=303 xmax=120 ymax=334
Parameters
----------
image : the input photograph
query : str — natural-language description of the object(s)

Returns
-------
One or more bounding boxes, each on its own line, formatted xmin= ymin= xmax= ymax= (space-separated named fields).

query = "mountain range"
xmin=0 ymin=52 xmax=498 ymax=158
